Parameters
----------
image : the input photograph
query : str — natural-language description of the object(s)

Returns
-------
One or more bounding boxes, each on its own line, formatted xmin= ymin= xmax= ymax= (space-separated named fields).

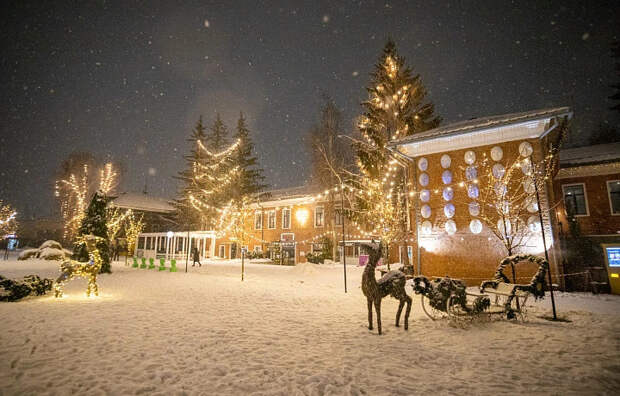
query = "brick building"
xmin=389 ymin=107 xmax=572 ymax=285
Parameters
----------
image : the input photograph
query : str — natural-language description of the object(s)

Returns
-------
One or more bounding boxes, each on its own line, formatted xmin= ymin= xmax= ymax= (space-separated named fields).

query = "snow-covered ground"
xmin=1 ymin=255 xmax=619 ymax=395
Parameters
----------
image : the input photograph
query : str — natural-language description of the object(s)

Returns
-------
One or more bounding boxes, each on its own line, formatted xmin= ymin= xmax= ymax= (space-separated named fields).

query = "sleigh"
xmin=412 ymin=254 xmax=549 ymax=322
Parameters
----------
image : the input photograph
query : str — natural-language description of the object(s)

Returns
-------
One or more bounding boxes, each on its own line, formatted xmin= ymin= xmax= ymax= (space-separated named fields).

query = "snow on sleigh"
xmin=412 ymin=254 xmax=549 ymax=322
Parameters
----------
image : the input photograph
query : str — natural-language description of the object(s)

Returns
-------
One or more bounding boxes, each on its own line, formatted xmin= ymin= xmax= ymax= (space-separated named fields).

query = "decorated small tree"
xmin=0 ymin=201 xmax=18 ymax=236
xmin=73 ymin=191 xmax=111 ymax=273
xmin=124 ymin=210 xmax=145 ymax=258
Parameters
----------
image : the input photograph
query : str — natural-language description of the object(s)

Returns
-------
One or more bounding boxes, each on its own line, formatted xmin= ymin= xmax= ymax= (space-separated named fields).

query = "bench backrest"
xmin=484 ymin=282 xmax=530 ymax=297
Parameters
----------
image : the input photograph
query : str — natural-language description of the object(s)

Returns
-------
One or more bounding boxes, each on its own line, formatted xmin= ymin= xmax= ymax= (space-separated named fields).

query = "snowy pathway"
xmin=1 ymin=258 xmax=619 ymax=395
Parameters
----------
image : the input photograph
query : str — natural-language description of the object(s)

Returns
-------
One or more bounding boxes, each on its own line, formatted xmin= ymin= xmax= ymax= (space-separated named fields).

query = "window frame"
xmin=606 ymin=179 xmax=620 ymax=216
xmin=334 ymin=205 xmax=344 ymax=226
xmin=267 ymin=210 xmax=276 ymax=229
xmin=253 ymin=245 xmax=262 ymax=253
xmin=314 ymin=206 xmax=325 ymax=228
xmin=561 ymin=183 xmax=589 ymax=217
xmin=282 ymin=207 xmax=291 ymax=229
xmin=254 ymin=211 xmax=263 ymax=230
xmin=219 ymin=245 xmax=225 ymax=258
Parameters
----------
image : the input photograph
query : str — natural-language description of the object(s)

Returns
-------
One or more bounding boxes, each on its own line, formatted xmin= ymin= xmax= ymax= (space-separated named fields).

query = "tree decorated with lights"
xmin=73 ymin=191 xmax=111 ymax=273
xmin=352 ymin=39 xmax=440 ymax=261
xmin=55 ymin=159 xmax=118 ymax=243
xmin=0 ymin=200 xmax=18 ymax=236
xmin=124 ymin=210 xmax=145 ymax=257
xmin=177 ymin=115 xmax=241 ymax=229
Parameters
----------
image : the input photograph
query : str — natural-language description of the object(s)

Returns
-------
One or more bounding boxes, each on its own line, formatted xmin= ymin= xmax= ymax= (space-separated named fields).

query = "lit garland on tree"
xmin=124 ymin=210 xmax=145 ymax=257
xmin=55 ymin=162 xmax=118 ymax=242
xmin=351 ymin=40 xmax=440 ymax=260
xmin=0 ymin=201 xmax=18 ymax=236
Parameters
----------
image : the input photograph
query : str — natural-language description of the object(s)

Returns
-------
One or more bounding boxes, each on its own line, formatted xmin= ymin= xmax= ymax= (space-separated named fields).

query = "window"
xmin=334 ymin=206 xmax=344 ymax=226
xmin=314 ymin=206 xmax=324 ymax=227
xmin=219 ymin=245 xmax=225 ymax=258
xmin=254 ymin=245 xmax=262 ymax=252
xmin=254 ymin=211 xmax=263 ymax=230
xmin=282 ymin=208 xmax=291 ymax=229
xmin=137 ymin=237 xmax=145 ymax=249
xmin=608 ymin=180 xmax=620 ymax=215
xmin=268 ymin=210 xmax=276 ymax=229
xmin=562 ymin=183 xmax=588 ymax=216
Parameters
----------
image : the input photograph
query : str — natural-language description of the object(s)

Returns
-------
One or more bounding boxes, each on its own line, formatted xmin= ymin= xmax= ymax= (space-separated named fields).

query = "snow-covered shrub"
xmin=17 ymin=249 xmax=40 ymax=261
xmin=39 ymin=240 xmax=63 ymax=250
xmin=38 ymin=247 xmax=65 ymax=261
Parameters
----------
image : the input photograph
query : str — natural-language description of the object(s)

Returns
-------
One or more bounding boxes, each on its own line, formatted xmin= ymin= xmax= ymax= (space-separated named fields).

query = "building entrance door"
xmin=281 ymin=242 xmax=295 ymax=265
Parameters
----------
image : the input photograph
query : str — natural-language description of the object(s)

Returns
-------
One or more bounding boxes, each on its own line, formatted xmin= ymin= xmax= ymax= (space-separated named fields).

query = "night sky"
xmin=1 ymin=0 xmax=618 ymax=219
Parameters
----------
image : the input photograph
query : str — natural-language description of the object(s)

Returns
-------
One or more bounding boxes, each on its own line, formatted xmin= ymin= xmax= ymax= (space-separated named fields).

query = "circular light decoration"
xmin=444 ymin=203 xmax=455 ymax=218
xmin=442 ymin=170 xmax=453 ymax=185
xmin=421 ymin=204 xmax=432 ymax=218
xmin=492 ymin=163 xmax=506 ymax=179
xmin=494 ymin=181 xmax=507 ymax=197
xmin=523 ymin=177 xmax=535 ymax=194
xmin=445 ymin=220 xmax=457 ymax=235
xmin=418 ymin=157 xmax=428 ymax=171
xmin=468 ymin=201 xmax=480 ymax=216
xmin=527 ymin=216 xmax=542 ymax=232
xmin=440 ymin=154 xmax=452 ymax=169
xmin=467 ymin=184 xmax=479 ymax=199
xmin=520 ymin=157 xmax=532 ymax=175
xmin=519 ymin=141 xmax=533 ymax=157
xmin=464 ymin=150 xmax=476 ymax=165
xmin=420 ymin=189 xmax=431 ymax=202
xmin=469 ymin=219 xmax=483 ymax=234
xmin=418 ymin=173 xmax=429 ymax=186
xmin=497 ymin=219 xmax=512 ymax=236
xmin=465 ymin=166 xmax=477 ymax=181
xmin=525 ymin=195 xmax=539 ymax=213
xmin=421 ymin=220 xmax=433 ymax=235
xmin=442 ymin=187 xmax=454 ymax=201
xmin=490 ymin=146 xmax=503 ymax=161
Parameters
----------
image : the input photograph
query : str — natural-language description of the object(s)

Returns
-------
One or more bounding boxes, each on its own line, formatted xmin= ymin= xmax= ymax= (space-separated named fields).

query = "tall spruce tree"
xmin=176 ymin=116 xmax=209 ymax=228
xmin=206 ymin=113 xmax=229 ymax=151
xmin=353 ymin=39 xmax=440 ymax=263
xmin=231 ymin=112 xmax=267 ymax=200
xmin=73 ymin=191 xmax=111 ymax=273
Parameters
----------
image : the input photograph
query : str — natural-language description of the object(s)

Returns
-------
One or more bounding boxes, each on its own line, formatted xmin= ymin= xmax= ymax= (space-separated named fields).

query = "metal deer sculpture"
xmin=54 ymin=234 xmax=104 ymax=298
xmin=361 ymin=241 xmax=412 ymax=335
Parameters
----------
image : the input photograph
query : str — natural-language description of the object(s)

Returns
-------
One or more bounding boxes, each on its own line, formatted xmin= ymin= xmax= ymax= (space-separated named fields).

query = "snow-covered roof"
xmin=109 ymin=192 xmax=175 ymax=213
xmin=559 ymin=142 xmax=620 ymax=166
xmin=390 ymin=107 xmax=572 ymax=158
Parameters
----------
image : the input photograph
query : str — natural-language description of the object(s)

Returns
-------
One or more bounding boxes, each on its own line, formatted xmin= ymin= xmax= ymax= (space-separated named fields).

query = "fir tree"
xmin=175 ymin=116 xmax=209 ymax=228
xmin=352 ymin=39 xmax=440 ymax=264
xmin=232 ymin=112 xmax=267 ymax=200
xmin=206 ymin=113 xmax=229 ymax=151
xmin=73 ymin=191 xmax=111 ymax=273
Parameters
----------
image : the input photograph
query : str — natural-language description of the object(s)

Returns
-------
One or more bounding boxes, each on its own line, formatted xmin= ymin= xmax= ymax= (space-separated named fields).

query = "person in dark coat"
xmin=191 ymin=247 xmax=201 ymax=267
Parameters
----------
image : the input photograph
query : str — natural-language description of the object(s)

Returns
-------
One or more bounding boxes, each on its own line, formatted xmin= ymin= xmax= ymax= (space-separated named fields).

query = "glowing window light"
xmin=295 ymin=208 xmax=309 ymax=225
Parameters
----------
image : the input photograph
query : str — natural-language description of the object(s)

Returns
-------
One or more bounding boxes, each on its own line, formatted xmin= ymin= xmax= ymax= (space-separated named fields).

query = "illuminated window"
xmin=282 ymin=208 xmax=291 ymax=229
xmin=562 ymin=183 xmax=588 ymax=216
xmin=314 ymin=206 xmax=324 ymax=227
xmin=607 ymin=180 xmax=620 ymax=215
xmin=254 ymin=212 xmax=263 ymax=230
xmin=268 ymin=210 xmax=276 ymax=229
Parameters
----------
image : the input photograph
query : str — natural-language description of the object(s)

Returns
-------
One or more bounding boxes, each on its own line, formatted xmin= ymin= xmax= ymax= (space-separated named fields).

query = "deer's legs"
xmin=404 ymin=295 xmax=412 ymax=330
xmin=396 ymin=299 xmax=405 ymax=327
xmin=374 ymin=300 xmax=382 ymax=335
xmin=367 ymin=299 xmax=373 ymax=330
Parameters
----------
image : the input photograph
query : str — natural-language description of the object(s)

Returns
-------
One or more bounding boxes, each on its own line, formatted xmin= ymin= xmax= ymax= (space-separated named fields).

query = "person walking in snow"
xmin=191 ymin=247 xmax=201 ymax=267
